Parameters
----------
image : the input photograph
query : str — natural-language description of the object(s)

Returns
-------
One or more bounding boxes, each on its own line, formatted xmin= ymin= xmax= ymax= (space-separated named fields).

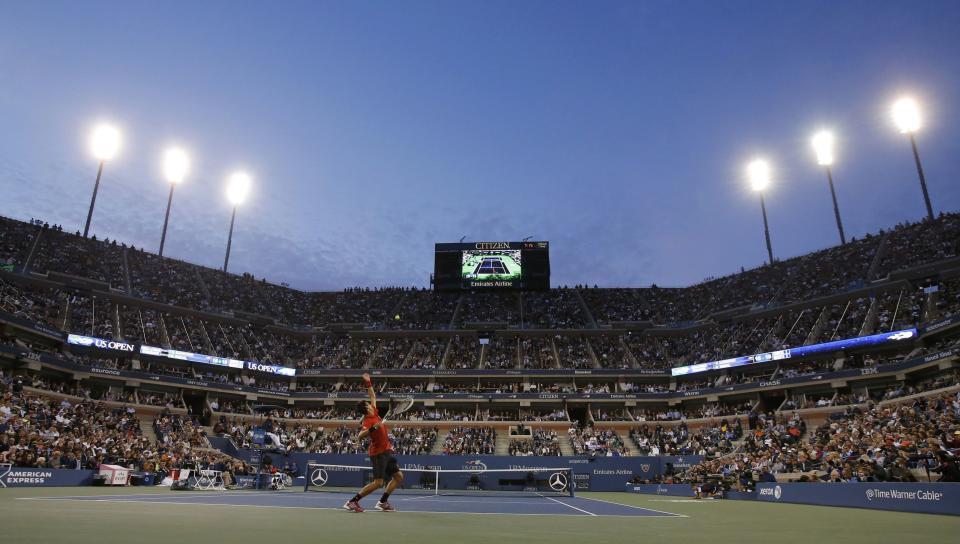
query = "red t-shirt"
xmin=362 ymin=405 xmax=391 ymax=456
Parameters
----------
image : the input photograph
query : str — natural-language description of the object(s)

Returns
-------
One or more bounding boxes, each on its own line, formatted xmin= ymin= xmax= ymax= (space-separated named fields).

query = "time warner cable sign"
xmin=67 ymin=334 xmax=135 ymax=352
xmin=753 ymin=482 xmax=959 ymax=515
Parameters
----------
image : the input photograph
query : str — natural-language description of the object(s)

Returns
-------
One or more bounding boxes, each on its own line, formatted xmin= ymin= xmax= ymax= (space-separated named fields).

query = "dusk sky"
xmin=2 ymin=1 xmax=959 ymax=291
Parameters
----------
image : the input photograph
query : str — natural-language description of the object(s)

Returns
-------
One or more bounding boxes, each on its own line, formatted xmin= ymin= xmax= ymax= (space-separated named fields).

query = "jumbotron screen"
xmin=434 ymin=241 xmax=549 ymax=290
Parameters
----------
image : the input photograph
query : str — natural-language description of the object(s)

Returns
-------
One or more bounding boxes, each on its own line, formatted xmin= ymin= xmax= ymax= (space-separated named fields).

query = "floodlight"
xmin=812 ymin=131 xmax=835 ymax=166
xmin=163 ymin=148 xmax=189 ymax=184
xmin=90 ymin=124 xmax=121 ymax=161
xmin=747 ymin=159 xmax=771 ymax=192
xmin=892 ymin=97 xmax=921 ymax=134
xmin=226 ymin=172 xmax=252 ymax=206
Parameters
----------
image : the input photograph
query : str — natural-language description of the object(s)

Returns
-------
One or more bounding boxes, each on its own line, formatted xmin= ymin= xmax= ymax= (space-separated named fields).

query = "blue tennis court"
xmin=21 ymin=490 xmax=684 ymax=518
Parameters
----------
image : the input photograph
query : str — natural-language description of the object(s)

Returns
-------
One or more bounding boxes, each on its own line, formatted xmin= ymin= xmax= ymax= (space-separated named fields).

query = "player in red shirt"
xmin=344 ymin=373 xmax=404 ymax=512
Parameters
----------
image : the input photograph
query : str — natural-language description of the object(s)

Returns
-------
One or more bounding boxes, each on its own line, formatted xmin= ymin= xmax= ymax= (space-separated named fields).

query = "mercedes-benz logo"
xmin=310 ymin=468 xmax=329 ymax=487
xmin=549 ymin=472 xmax=568 ymax=492
xmin=0 ymin=463 xmax=11 ymax=488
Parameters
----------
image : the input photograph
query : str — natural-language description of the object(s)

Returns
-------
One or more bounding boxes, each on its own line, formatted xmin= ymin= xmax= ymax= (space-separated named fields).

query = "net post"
xmin=434 ymin=468 xmax=439 ymax=496
xmin=303 ymin=463 xmax=310 ymax=492
xmin=568 ymin=468 xmax=575 ymax=498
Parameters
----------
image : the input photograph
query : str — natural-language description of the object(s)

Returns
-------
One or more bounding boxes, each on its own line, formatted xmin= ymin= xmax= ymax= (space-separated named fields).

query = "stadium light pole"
xmin=159 ymin=148 xmax=189 ymax=257
xmin=748 ymin=159 xmax=774 ymax=265
xmin=83 ymin=124 xmax=121 ymax=237
xmin=892 ymin=97 xmax=934 ymax=221
xmin=811 ymin=130 xmax=846 ymax=245
xmin=223 ymin=171 xmax=251 ymax=273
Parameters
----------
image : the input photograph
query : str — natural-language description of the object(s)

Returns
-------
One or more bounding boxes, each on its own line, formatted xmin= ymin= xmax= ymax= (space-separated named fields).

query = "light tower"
xmin=748 ymin=159 xmax=774 ymax=265
xmin=811 ymin=130 xmax=846 ymax=244
xmin=159 ymin=147 xmax=189 ymax=257
xmin=892 ymin=97 xmax=934 ymax=221
xmin=223 ymin=172 xmax=251 ymax=273
xmin=83 ymin=124 xmax=122 ymax=237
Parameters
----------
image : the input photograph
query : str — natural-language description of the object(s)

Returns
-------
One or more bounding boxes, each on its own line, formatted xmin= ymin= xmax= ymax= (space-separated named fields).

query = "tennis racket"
xmin=379 ymin=396 xmax=415 ymax=424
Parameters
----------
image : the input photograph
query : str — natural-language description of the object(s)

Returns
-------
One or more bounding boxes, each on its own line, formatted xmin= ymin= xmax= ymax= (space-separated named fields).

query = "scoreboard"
xmin=434 ymin=241 xmax=550 ymax=291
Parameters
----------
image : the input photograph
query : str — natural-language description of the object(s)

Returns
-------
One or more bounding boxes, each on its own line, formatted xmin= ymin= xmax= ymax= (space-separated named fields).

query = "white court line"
xmin=397 ymin=498 xmax=554 ymax=505
xmin=16 ymin=496 xmax=667 ymax=518
xmin=544 ymin=496 xmax=597 ymax=516
xmin=16 ymin=491 xmax=236 ymax=500
xmin=648 ymin=499 xmax=715 ymax=503
xmin=575 ymin=495 xmax=689 ymax=518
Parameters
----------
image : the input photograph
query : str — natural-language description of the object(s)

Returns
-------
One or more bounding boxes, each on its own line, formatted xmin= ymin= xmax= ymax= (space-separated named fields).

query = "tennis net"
xmin=303 ymin=462 xmax=575 ymax=498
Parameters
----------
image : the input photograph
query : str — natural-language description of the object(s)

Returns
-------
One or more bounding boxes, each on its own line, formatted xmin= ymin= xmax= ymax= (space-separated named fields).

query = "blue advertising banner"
xmin=140 ymin=345 xmax=296 ymax=377
xmin=219 ymin=450 xmax=700 ymax=492
xmin=3 ymin=343 xmax=953 ymax=404
xmin=67 ymin=334 xmax=136 ymax=353
xmin=627 ymin=483 xmax=696 ymax=497
xmin=0 ymin=309 xmax=65 ymax=340
xmin=671 ymin=328 xmax=918 ymax=377
xmin=921 ymin=314 xmax=960 ymax=337
xmin=0 ymin=466 xmax=96 ymax=488
xmin=627 ymin=482 xmax=960 ymax=515
xmin=752 ymin=482 xmax=960 ymax=516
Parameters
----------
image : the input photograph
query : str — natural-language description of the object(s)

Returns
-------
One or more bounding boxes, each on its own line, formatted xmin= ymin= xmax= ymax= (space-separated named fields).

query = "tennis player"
xmin=344 ymin=373 xmax=404 ymax=512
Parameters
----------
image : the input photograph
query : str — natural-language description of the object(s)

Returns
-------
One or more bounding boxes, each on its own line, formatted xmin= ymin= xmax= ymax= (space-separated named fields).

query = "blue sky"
xmin=1 ymin=1 xmax=958 ymax=290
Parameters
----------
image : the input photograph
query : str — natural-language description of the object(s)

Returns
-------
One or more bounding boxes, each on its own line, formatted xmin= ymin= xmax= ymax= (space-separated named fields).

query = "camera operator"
xmin=932 ymin=451 xmax=960 ymax=482
xmin=887 ymin=457 xmax=918 ymax=482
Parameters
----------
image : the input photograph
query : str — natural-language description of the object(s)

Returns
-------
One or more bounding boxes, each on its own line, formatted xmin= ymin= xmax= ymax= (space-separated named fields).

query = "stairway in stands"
xmin=621 ymin=432 xmax=643 ymax=457
xmin=139 ymin=416 xmax=159 ymax=444
xmin=430 ymin=433 xmax=447 ymax=455
xmin=495 ymin=434 xmax=511 ymax=455
xmin=557 ymin=432 xmax=575 ymax=456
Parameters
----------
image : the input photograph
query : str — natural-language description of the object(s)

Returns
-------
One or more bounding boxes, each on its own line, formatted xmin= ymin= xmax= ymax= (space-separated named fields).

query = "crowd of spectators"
xmin=457 ymin=292 xmax=519 ymax=326
xmin=631 ymin=419 xmax=741 ymax=457
xmin=388 ymin=290 xmax=458 ymax=330
xmin=30 ymin=228 xmax=126 ymax=288
xmin=138 ymin=391 xmax=183 ymax=408
xmin=872 ymin=370 xmax=960 ymax=402
xmin=520 ymin=337 xmax=557 ymax=369
xmin=0 ymin=276 xmax=66 ymax=330
xmin=209 ymin=397 xmax=248 ymax=414
xmin=590 ymin=334 xmax=634 ymax=369
xmin=0 ymin=216 xmax=39 ymax=269
xmin=403 ymin=407 xmax=477 ymax=422
xmin=568 ymin=425 xmax=628 ymax=456
xmin=522 ymin=290 xmax=587 ymax=328
xmin=0 ymin=391 xmax=150 ymax=469
xmin=593 ymin=407 xmax=629 ymax=421
xmin=444 ymin=336 xmax=478 ymax=369
xmin=482 ymin=337 xmax=517 ymax=369
xmin=0 ymin=377 xmax=211 ymax=476
xmin=554 ymin=335 xmax=594 ymax=369
xmin=520 ymin=408 xmax=567 ymax=422
xmin=441 ymin=426 xmax=496 ymax=455
xmin=389 ymin=426 xmax=439 ymax=455
xmin=684 ymin=391 xmax=960 ymax=484
xmin=509 ymin=428 xmax=561 ymax=456
xmin=3 ymin=213 xmax=959 ymax=338
xmin=874 ymin=213 xmax=960 ymax=278
xmin=406 ymin=338 xmax=444 ymax=369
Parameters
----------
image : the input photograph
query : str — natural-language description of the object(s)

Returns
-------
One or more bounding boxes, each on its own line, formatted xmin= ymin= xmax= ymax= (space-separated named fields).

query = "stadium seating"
xmin=1 ymin=212 xmax=959 ymax=476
